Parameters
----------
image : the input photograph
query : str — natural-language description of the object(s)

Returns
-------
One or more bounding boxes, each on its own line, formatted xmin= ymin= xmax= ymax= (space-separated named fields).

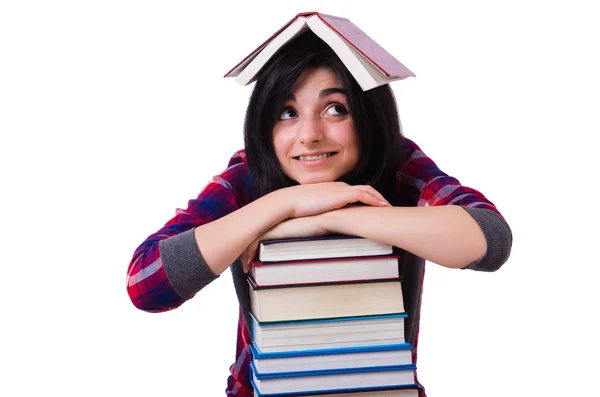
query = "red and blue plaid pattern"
xmin=127 ymin=138 xmax=500 ymax=396
xmin=126 ymin=151 xmax=254 ymax=312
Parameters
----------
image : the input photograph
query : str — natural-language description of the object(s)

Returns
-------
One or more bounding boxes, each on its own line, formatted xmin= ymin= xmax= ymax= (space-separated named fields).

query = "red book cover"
xmin=224 ymin=11 xmax=414 ymax=79
xmin=224 ymin=12 xmax=312 ymax=78
xmin=315 ymin=12 xmax=414 ymax=78
xmin=250 ymin=254 xmax=402 ymax=288
xmin=248 ymin=274 xmax=403 ymax=290
xmin=251 ymin=254 xmax=401 ymax=267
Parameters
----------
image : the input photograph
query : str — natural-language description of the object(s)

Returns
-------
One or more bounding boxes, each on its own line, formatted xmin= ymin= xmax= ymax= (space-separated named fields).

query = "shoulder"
xmin=402 ymin=136 xmax=421 ymax=152
xmin=399 ymin=137 xmax=431 ymax=167
xmin=227 ymin=149 xmax=248 ymax=167
xmin=212 ymin=149 xmax=255 ymax=204
xmin=219 ymin=149 xmax=249 ymax=179
xmin=397 ymin=136 xmax=447 ymax=181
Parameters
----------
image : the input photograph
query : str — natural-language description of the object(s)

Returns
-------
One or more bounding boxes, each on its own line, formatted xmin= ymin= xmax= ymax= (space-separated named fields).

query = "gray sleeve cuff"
xmin=461 ymin=207 xmax=513 ymax=272
xmin=159 ymin=228 xmax=219 ymax=299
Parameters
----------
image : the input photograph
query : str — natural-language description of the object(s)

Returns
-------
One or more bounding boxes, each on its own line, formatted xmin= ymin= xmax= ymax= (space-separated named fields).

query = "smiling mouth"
xmin=294 ymin=152 xmax=337 ymax=161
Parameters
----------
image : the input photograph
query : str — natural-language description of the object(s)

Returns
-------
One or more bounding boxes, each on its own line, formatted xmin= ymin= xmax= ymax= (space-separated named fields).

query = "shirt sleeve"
xmin=126 ymin=150 xmax=254 ymax=312
xmin=397 ymin=138 xmax=512 ymax=271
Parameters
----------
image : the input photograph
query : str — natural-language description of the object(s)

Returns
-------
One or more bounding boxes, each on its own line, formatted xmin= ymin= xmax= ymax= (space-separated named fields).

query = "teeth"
xmin=297 ymin=153 xmax=332 ymax=161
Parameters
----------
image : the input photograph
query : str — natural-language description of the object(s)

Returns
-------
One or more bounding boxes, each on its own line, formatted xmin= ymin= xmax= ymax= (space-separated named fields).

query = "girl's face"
xmin=272 ymin=67 xmax=360 ymax=185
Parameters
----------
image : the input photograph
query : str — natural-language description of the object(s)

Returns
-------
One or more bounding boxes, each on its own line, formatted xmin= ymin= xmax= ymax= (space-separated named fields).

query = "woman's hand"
xmin=241 ymin=214 xmax=329 ymax=272
xmin=276 ymin=182 xmax=391 ymax=219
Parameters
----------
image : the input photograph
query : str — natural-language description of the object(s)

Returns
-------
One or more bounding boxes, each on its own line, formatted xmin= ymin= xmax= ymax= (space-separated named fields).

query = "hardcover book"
xmin=253 ymin=388 xmax=418 ymax=397
xmin=249 ymin=277 xmax=405 ymax=323
xmin=251 ymin=255 xmax=400 ymax=286
xmin=252 ymin=386 xmax=418 ymax=397
xmin=251 ymin=313 xmax=407 ymax=353
xmin=257 ymin=235 xmax=393 ymax=263
xmin=250 ymin=362 xmax=417 ymax=396
xmin=251 ymin=342 xmax=413 ymax=374
xmin=225 ymin=11 xmax=415 ymax=91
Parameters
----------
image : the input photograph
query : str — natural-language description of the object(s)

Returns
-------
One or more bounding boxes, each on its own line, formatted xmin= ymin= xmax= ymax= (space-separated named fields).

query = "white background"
xmin=1 ymin=1 xmax=599 ymax=396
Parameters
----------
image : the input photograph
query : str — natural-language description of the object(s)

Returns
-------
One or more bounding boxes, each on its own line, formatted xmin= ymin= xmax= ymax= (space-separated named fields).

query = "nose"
xmin=297 ymin=115 xmax=325 ymax=144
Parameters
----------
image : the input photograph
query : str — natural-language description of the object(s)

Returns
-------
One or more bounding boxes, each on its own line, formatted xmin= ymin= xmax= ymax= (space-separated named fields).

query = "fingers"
xmin=242 ymin=253 xmax=253 ymax=273
xmin=351 ymin=185 xmax=392 ymax=207
xmin=241 ymin=252 xmax=249 ymax=272
xmin=286 ymin=182 xmax=391 ymax=219
xmin=242 ymin=239 xmax=259 ymax=272
xmin=241 ymin=250 xmax=249 ymax=272
xmin=361 ymin=185 xmax=390 ymax=205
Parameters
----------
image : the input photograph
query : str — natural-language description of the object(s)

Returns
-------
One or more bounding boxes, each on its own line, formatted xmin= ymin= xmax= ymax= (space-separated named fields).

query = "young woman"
xmin=126 ymin=33 xmax=512 ymax=396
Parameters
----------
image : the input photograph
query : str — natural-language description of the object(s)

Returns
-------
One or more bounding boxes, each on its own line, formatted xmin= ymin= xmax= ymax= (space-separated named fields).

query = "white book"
xmin=251 ymin=255 xmax=400 ymax=286
xmin=257 ymin=235 xmax=393 ymax=263
xmin=249 ymin=278 xmax=404 ymax=323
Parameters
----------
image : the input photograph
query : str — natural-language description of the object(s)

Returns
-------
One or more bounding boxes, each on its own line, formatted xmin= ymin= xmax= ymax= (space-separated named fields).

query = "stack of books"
xmin=248 ymin=235 xmax=419 ymax=397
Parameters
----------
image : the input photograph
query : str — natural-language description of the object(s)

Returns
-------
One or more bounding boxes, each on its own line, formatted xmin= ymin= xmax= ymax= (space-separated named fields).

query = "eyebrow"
xmin=285 ymin=87 xmax=348 ymax=102
xmin=319 ymin=87 xmax=347 ymax=99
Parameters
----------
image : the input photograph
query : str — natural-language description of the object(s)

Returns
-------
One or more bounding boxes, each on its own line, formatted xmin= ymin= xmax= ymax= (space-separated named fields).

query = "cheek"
xmin=342 ymin=129 xmax=361 ymax=169
xmin=272 ymin=127 xmax=294 ymax=160
xmin=332 ymin=125 xmax=360 ymax=156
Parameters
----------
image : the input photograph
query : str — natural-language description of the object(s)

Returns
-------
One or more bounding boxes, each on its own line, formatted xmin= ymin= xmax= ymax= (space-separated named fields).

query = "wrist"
xmin=265 ymin=189 xmax=293 ymax=221
xmin=320 ymin=209 xmax=343 ymax=234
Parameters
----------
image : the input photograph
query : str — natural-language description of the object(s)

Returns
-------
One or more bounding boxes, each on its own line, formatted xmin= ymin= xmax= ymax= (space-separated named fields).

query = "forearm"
xmin=194 ymin=190 xmax=290 ymax=275
xmin=322 ymin=205 xmax=486 ymax=269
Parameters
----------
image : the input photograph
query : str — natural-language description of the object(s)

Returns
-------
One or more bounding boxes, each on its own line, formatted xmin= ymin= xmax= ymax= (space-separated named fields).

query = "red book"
xmin=225 ymin=11 xmax=415 ymax=91
xmin=251 ymin=255 xmax=401 ymax=287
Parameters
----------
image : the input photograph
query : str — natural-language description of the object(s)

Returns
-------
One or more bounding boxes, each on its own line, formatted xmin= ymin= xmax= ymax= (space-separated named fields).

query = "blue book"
xmin=250 ymin=361 xmax=417 ymax=396
xmin=251 ymin=313 xmax=407 ymax=354
xmin=251 ymin=342 xmax=413 ymax=375
xmin=251 ymin=385 xmax=419 ymax=397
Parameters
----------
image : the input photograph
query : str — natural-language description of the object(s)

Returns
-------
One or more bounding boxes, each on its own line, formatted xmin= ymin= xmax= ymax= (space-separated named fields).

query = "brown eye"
xmin=325 ymin=104 xmax=349 ymax=116
xmin=279 ymin=108 xmax=298 ymax=120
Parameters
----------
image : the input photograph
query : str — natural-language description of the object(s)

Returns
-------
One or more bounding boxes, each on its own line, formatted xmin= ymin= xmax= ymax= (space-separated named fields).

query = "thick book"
xmin=225 ymin=11 xmax=415 ymax=91
xmin=253 ymin=387 xmax=418 ymax=397
xmin=251 ymin=255 xmax=400 ymax=287
xmin=257 ymin=235 xmax=393 ymax=263
xmin=249 ymin=278 xmax=404 ymax=323
xmin=251 ymin=313 xmax=407 ymax=353
xmin=250 ymin=362 xmax=417 ymax=396
xmin=251 ymin=343 xmax=413 ymax=374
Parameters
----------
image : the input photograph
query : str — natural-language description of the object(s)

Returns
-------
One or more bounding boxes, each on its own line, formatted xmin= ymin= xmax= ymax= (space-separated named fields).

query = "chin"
xmin=293 ymin=173 xmax=340 ymax=185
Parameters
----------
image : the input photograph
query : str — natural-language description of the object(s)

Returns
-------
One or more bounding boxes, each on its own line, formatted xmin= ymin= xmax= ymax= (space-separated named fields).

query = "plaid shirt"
xmin=127 ymin=137 xmax=501 ymax=396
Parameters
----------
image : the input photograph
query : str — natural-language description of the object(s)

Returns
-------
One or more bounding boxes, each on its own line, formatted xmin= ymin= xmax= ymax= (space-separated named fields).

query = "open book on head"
xmin=225 ymin=11 xmax=415 ymax=91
